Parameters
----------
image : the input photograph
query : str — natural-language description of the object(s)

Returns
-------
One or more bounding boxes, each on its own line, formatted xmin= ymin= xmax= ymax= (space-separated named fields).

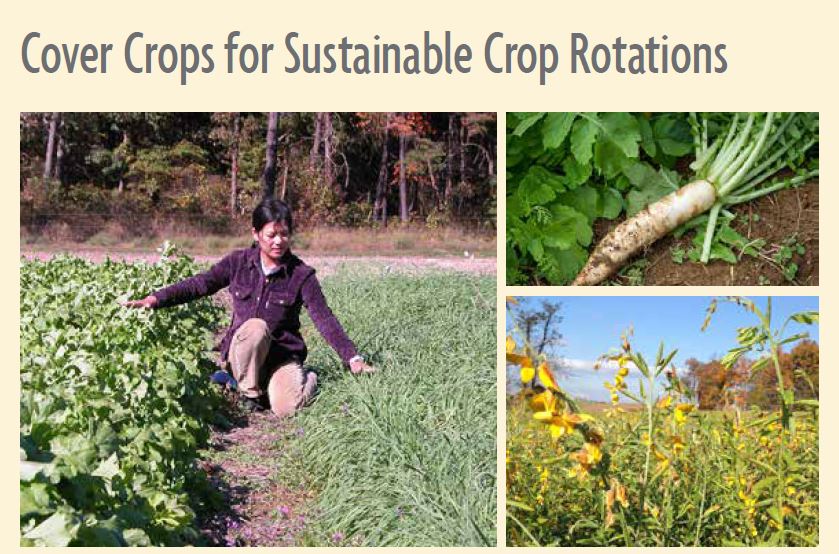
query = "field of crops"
xmin=20 ymin=251 xmax=496 ymax=546
xmin=507 ymin=401 xmax=818 ymax=546
xmin=20 ymin=251 xmax=226 ymax=546
xmin=284 ymin=270 xmax=497 ymax=546
xmin=506 ymin=297 xmax=819 ymax=547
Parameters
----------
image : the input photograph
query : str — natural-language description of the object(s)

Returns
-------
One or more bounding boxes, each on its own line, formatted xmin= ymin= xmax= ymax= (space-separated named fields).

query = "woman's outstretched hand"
xmin=349 ymin=358 xmax=376 ymax=375
xmin=121 ymin=295 xmax=159 ymax=309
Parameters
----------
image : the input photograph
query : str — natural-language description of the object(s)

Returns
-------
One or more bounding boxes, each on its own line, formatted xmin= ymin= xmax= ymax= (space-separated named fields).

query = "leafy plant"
xmin=507 ymin=113 xmax=818 ymax=285
xmin=20 ymin=250 xmax=225 ymax=546
xmin=702 ymin=297 xmax=818 ymax=545
xmin=506 ymin=112 xmax=693 ymax=284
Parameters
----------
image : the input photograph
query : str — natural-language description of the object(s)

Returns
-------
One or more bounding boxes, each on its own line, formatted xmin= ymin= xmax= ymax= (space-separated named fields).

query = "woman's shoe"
xmin=238 ymin=395 xmax=265 ymax=413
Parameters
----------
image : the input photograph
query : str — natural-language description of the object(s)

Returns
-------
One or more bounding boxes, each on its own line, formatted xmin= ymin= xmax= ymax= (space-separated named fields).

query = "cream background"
xmin=4 ymin=0 xmax=831 ymax=549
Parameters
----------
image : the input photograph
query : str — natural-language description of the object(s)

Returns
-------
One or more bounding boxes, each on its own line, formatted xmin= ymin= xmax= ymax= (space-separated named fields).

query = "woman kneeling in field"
xmin=123 ymin=198 xmax=374 ymax=416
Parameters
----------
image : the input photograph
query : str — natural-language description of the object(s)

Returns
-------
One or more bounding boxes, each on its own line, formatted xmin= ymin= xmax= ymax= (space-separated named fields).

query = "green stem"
xmin=766 ymin=298 xmax=787 ymax=546
xmin=709 ymin=113 xmax=754 ymax=183
xmin=741 ymin=114 xmax=800 ymax=183
xmin=703 ymin=113 xmax=740 ymax=179
xmin=699 ymin=203 xmax=723 ymax=263
xmin=638 ymin=370 xmax=655 ymax=518
xmin=694 ymin=467 xmax=708 ymax=546
xmin=719 ymin=113 xmax=775 ymax=196
xmin=725 ymin=171 xmax=818 ymax=206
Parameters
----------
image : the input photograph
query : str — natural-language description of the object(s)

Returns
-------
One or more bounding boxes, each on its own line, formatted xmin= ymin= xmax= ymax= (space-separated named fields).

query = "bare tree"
xmin=261 ymin=112 xmax=279 ymax=199
xmin=511 ymin=300 xmax=565 ymax=360
xmin=322 ymin=112 xmax=335 ymax=196
xmin=398 ymin=126 xmax=408 ymax=222
xmin=230 ymin=113 xmax=240 ymax=215
xmin=374 ymin=113 xmax=390 ymax=224
xmin=310 ymin=112 xmax=322 ymax=169
xmin=43 ymin=112 xmax=60 ymax=180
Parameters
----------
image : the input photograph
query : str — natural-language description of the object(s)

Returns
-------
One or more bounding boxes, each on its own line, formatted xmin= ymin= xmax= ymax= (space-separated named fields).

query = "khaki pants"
xmin=228 ymin=318 xmax=317 ymax=417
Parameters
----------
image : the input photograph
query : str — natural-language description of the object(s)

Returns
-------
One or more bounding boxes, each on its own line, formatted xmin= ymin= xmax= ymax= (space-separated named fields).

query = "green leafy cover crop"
xmin=506 ymin=113 xmax=818 ymax=285
xmin=20 ymin=249 xmax=224 ymax=546
xmin=507 ymin=112 xmax=693 ymax=285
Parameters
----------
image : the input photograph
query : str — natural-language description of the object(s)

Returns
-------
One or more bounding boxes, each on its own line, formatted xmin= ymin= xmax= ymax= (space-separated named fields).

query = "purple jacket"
xmin=152 ymin=247 xmax=358 ymax=367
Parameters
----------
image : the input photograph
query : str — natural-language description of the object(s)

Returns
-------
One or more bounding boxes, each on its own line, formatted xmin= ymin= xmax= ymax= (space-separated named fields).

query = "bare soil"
xmin=198 ymin=409 xmax=315 ymax=546
xmin=598 ymin=181 xmax=818 ymax=286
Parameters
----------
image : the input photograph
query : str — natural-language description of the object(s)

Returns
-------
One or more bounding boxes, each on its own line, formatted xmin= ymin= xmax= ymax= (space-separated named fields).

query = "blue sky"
xmin=506 ymin=296 xmax=819 ymax=401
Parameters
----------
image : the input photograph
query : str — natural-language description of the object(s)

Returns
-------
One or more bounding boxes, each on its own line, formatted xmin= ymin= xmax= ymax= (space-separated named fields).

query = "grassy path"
xmin=198 ymin=411 xmax=317 ymax=546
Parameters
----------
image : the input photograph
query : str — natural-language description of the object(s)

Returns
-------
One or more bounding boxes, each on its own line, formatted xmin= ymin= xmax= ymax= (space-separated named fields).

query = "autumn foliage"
xmin=683 ymin=340 xmax=819 ymax=410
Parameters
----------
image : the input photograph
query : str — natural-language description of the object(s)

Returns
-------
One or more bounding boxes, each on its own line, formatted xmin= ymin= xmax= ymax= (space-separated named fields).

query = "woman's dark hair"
xmin=252 ymin=198 xmax=293 ymax=235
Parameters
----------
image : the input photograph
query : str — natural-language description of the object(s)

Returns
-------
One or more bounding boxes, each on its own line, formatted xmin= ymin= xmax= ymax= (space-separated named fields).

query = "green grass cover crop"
xmin=283 ymin=270 xmax=497 ymax=546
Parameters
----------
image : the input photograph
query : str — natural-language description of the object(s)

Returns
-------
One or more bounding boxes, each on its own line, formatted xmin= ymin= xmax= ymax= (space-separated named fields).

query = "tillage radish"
xmin=572 ymin=113 xmax=818 ymax=286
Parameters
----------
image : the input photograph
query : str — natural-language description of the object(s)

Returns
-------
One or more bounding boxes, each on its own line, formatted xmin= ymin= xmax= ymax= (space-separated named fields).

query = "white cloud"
xmin=558 ymin=357 xmax=688 ymax=378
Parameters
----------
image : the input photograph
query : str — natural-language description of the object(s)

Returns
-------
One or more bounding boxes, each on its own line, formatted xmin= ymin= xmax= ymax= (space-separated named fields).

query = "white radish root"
xmin=572 ymin=180 xmax=717 ymax=286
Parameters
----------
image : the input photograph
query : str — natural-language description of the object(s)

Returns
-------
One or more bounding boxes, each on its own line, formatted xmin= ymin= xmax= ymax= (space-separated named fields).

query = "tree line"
xmin=683 ymin=340 xmax=819 ymax=410
xmin=20 ymin=112 xmax=496 ymax=232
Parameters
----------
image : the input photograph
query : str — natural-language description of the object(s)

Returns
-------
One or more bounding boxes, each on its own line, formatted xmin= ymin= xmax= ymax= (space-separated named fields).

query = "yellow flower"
xmin=540 ymin=411 xmax=594 ymax=440
xmin=566 ymin=442 xmax=602 ymax=480
xmin=653 ymin=446 xmax=670 ymax=471
xmin=657 ymin=395 xmax=673 ymax=409
xmin=615 ymin=485 xmax=628 ymax=508
xmin=520 ymin=365 xmax=535 ymax=383
xmin=540 ymin=467 xmax=550 ymax=480
xmin=537 ymin=361 xmax=559 ymax=391
xmin=577 ymin=442 xmax=602 ymax=465
xmin=505 ymin=336 xmax=533 ymax=366
xmin=567 ymin=465 xmax=583 ymax=480
xmin=506 ymin=351 xmax=531 ymax=366
xmin=617 ymin=366 xmax=629 ymax=378
xmin=674 ymin=403 xmax=694 ymax=425
xmin=670 ymin=435 xmax=685 ymax=455
xmin=529 ymin=390 xmax=555 ymax=413
xmin=506 ymin=336 xmax=516 ymax=354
